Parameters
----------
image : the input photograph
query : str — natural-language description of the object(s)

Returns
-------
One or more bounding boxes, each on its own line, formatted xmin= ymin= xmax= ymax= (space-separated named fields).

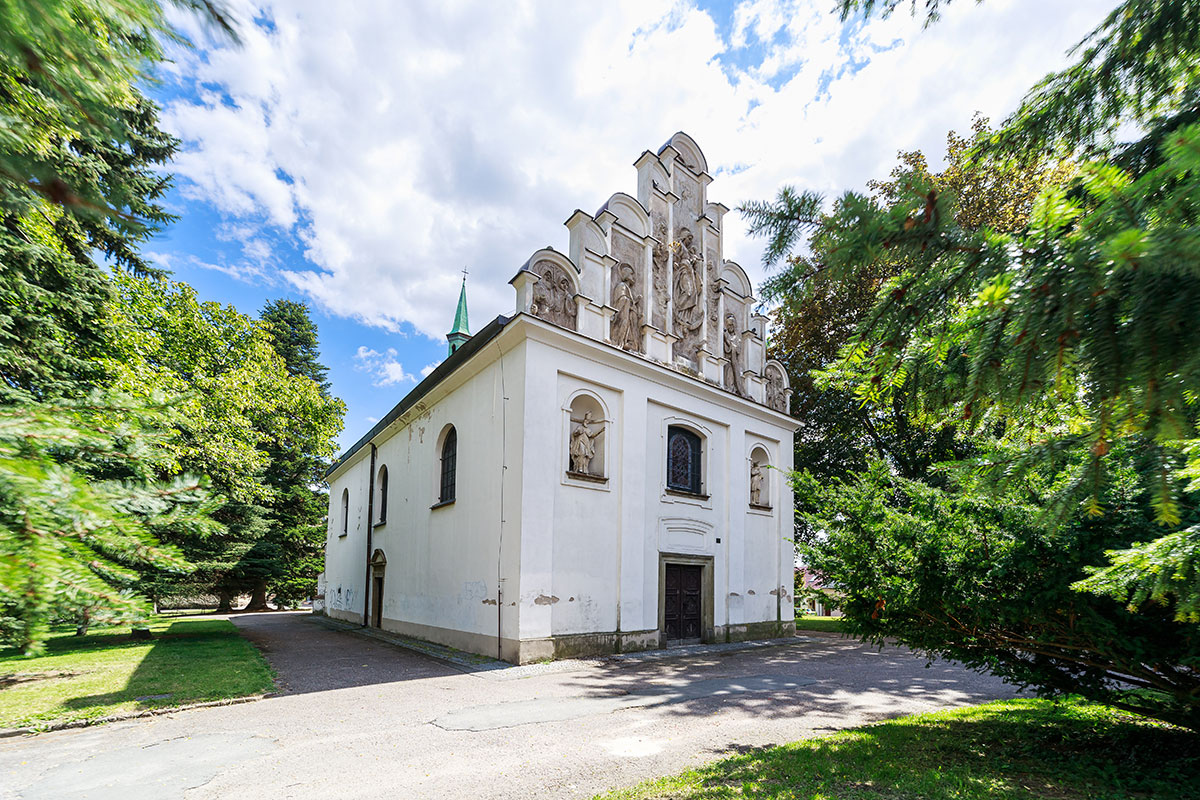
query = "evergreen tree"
xmin=0 ymin=397 xmax=218 ymax=653
xmin=745 ymin=0 xmax=1200 ymax=725
xmin=255 ymin=300 xmax=342 ymax=608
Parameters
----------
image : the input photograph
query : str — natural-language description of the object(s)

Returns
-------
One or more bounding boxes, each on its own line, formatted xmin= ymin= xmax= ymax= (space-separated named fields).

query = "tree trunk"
xmin=243 ymin=580 xmax=270 ymax=611
xmin=216 ymin=588 xmax=234 ymax=613
xmin=75 ymin=609 xmax=90 ymax=637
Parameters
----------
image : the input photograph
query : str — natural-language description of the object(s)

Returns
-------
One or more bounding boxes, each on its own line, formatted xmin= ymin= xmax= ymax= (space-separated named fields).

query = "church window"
xmin=439 ymin=427 xmax=457 ymax=504
xmin=375 ymin=465 xmax=389 ymax=524
xmin=340 ymin=488 xmax=349 ymax=537
xmin=667 ymin=426 xmax=702 ymax=495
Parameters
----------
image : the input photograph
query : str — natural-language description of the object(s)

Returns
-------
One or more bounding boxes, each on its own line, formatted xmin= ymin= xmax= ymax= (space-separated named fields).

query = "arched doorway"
xmin=369 ymin=548 xmax=387 ymax=628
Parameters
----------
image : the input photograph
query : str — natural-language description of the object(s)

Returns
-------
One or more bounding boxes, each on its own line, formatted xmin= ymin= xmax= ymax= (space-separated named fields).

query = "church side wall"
xmin=323 ymin=340 xmax=526 ymax=659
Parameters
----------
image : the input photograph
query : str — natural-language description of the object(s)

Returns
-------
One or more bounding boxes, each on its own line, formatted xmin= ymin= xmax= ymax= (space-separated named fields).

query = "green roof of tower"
xmin=450 ymin=277 xmax=470 ymax=337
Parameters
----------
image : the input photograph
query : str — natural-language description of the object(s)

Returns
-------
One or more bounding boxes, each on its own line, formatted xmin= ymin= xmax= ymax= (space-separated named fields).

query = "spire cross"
xmin=461 ymin=267 xmax=469 ymax=281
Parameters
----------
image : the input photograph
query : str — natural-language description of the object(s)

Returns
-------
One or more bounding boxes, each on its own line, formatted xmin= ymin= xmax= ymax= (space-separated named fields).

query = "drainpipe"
xmin=362 ymin=443 xmax=377 ymax=627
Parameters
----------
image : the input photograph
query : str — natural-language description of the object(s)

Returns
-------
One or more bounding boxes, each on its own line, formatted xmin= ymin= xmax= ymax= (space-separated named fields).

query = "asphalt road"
xmin=0 ymin=612 xmax=1020 ymax=800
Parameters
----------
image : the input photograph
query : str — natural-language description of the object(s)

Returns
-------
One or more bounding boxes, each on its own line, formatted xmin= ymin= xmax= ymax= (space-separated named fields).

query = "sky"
xmin=144 ymin=0 xmax=1119 ymax=451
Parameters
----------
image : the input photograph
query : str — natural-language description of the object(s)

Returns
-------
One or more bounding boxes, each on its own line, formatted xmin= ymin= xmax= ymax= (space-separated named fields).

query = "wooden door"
xmin=372 ymin=575 xmax=384 ymax=627
xmin=664 ymin=563 xmax=703 ymax=643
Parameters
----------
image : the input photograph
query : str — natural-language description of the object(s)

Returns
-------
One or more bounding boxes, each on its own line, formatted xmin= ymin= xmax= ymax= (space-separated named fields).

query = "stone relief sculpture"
xmin=722 ymin=313 xmax=745 ymax=397
xmin=651 ymin=214 xmax=669 ymax=330
xmin=672 ymin=228 xmax=705 ymax=360
xmin=750 ymin=460 xmax=765 ymax=506
xmin=530 ymin=260 xmax=577 ymax=330
xmin=706 ymin=250 xmax=721 ymax=354
xmin=610 ymin=262 xmax=643 ymax=352
xmin=765 ymin=364 xmax=788 ymax=413
xmin=569 ymin=412 xmax=600 ymax=474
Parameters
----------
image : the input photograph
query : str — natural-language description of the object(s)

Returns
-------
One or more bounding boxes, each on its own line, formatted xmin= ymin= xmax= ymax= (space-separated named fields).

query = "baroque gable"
xmin=509 ymin=132 xmax=791 ymax=412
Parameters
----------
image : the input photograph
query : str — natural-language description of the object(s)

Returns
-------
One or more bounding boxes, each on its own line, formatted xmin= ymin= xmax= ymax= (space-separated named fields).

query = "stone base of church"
xmin=320 ymin=608 xmax=796 ymax=664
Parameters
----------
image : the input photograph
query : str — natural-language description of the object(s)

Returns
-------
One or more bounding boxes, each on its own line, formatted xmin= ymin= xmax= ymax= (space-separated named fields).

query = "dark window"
xmin=667 ymin=426 xmax=702 ymax=494
xmin=439 ymin=427 xmax=457 ymax=503
xmin=340 ymin=488 xmax=349 ymax=536
xmin=376 ymin=465 xmax=389 ymax=522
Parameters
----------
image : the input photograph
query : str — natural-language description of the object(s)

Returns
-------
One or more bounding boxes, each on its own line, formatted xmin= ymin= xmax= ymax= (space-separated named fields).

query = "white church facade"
xmin=319 ymin=133 xmax=798 ymax=664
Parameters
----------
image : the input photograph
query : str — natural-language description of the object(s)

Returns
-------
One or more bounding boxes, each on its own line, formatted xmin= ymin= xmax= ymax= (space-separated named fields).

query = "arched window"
xmin=439 ymin=427 xmax=457 ymax=503
xmin=375 ymin=465 xmax=389 ymax=523
xmin=666 ymin=426 xmax=702 ymax=495
xmin=340 ymin=488 xmax=349 ymax=537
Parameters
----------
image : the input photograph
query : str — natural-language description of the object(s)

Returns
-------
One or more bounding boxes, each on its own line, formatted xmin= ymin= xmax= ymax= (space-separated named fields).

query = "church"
xmin=319 ymin=133 xmax=798 ymax=664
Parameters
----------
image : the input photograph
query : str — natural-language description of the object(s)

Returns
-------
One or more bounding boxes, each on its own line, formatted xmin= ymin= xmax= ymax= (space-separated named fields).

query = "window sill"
xmin=566 ymin=470 xmax=608 ymax=484
xmin=430 ymin=499 xmax=455 ymax=510
xmin=665 ymin=488 xmax=710 ymax=501
xmin=372 ymin=519 xmax=387 ymax=529
xmin=749 ymin=503 xmax=773 ymax=512
xmin=338 ymin=533 xmax=348 ymax=538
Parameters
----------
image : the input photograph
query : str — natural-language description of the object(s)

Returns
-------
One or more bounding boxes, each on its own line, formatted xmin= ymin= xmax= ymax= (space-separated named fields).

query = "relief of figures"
xmin=609 ymin=262 xmax=643 ymax=352
xmin=722 ymin=312 xmax=745 ymax=397
xmin=706 ymin=249 xmax=720 ymax=353
xmin=672 ymin=227 xmax=705 ymax=360
xmin=530 ymin=260 xmax=577 ymax=330
xmin=765 ymin=365 xmax=788 ymax=412
xmin=651 ymin=214 xmax=669 ymax=330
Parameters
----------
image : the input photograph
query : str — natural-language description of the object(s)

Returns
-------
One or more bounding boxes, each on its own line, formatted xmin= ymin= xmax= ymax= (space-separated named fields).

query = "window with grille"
xmin=666 ymin=426 xmax=702 ymax=494
xmin=439 ymin=427 xmax=457 ymax=503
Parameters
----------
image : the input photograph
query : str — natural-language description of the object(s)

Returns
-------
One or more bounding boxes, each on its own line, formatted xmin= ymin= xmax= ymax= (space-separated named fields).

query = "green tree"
xmin=0 ymin=396 xmax=219 ymax=653
xmin=106 ymin=277 xmax=343 ymax=610
xmin=256 ymin=300 xmax=342 ymax=608
xmin=745 ymin=0 xmax=1200 ymax=725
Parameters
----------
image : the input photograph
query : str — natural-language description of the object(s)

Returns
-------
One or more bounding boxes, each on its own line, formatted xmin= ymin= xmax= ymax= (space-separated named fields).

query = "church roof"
xmin=449 ymin=277 xmax=470 ymax=337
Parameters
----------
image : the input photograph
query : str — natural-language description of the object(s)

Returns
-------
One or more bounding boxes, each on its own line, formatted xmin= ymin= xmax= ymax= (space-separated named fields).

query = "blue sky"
xmin=145 ymin=0 xmax=1117 ymax=452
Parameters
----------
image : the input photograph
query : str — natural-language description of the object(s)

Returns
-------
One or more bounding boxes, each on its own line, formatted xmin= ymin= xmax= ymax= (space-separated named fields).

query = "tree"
xmin=257 ymin=300 xmax=342 ymax=608
xmin=105 ymin=277 xmax=343 ymax=609
xmin=745 ymin=0 xmax=1200 ymax=726
xmin=0 ymin=396 xmax=219 ymax=653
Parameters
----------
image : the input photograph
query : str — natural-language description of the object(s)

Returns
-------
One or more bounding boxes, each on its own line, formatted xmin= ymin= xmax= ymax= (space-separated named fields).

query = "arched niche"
xmin=524 ymin=249 xmax=580 ymax=331
xmin=603 ymin=192 xmax=650 ymax=238
xmin=375 ymin=464 xmax=389 ymax=524
xmin=748 ymin=445 xmax=771 ymax=508
xmin=721 ymin=261 xmax=753 ymax=299
xmin=663 ymin=131 xmax=708 ymax=175
xmin=764 ymin=360 xmax=791 ymax=414
xmin=564 ymin=391 xmax=608 ymax=480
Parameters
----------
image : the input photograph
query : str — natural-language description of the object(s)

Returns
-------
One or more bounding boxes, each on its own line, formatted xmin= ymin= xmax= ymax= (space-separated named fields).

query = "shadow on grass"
xmin=608 ymin=700 xmax=1200 ymax=800
xmin=60 ymin=620 xmax=273 ymax=714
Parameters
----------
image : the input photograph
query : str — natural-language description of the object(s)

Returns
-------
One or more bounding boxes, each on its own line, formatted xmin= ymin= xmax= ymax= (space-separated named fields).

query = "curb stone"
xmin=0 ymin=693 xmax=277 ymax=739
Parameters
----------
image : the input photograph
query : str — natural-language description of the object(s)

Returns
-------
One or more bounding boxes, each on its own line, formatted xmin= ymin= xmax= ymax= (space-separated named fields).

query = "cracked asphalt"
xmin=0 ymin=611 xmax=1021 ymax=799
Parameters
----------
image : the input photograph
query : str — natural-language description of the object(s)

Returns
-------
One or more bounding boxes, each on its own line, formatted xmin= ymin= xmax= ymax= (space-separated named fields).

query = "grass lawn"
xmin=597 ymin=698 xmax=1200 ymax=800
xmin=793 ymin=615 xmax=845 ymax=634
xmin=0 ymin=617 xmax=275 ymax=729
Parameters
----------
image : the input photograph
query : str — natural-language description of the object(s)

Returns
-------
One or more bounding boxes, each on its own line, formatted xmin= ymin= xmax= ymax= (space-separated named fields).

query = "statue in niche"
xmin=765 ymin=366 xmax=788 ymax=412
xmin=672 ymin=228 xmax=704 ymax=355
xmin=723 ymin=312 xmax=745 ymax=396
xmin=569 ymin=411 xmax=600 ymax=474
xmin=750 ymin=461 xmax=765 ymax=506
xmin=530 ymin=260 xmax=577 ymax=330
xmin=610 ymin=262 xmax=643 ymax=352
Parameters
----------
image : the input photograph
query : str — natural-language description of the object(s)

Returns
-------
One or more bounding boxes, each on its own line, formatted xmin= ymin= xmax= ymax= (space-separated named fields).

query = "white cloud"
xmin=420 ymin=363 xmax=438 ymax=379
xmin=159 ymin=0 xmax=1118 ymax=338
xmin=353 ymin=346 xmax=416 ymax=386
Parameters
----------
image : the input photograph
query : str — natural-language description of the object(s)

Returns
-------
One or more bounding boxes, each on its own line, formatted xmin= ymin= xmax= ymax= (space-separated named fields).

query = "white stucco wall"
xmin=323 ymin=332 xmax=527 ymax=659
xmin=517 ymin=319 xmax=795 ymax=649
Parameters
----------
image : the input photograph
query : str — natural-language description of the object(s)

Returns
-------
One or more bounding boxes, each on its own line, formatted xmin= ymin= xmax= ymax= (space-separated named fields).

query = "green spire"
xmin=447 ymin=275 xmax=471 ymax=356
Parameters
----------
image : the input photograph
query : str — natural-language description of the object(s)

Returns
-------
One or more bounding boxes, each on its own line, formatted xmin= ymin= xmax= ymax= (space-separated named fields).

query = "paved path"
xmin=0 ymin=612 xmax=1021 ymax=800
